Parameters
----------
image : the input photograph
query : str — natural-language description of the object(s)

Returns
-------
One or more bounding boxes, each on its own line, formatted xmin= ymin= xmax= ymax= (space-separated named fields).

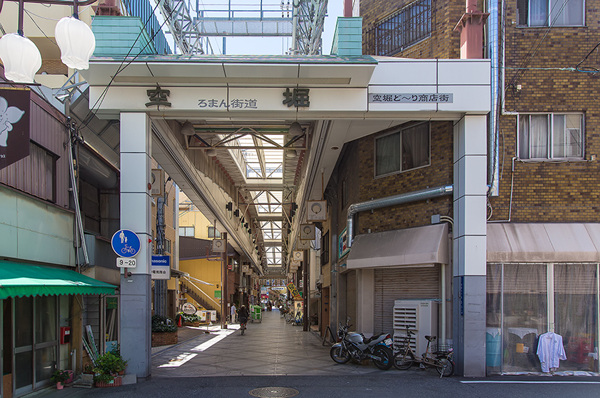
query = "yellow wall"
xmin=179 ymin=258 xmax=222 ymax=310
xmin=179 ymin=191 xmax=219 ymax=239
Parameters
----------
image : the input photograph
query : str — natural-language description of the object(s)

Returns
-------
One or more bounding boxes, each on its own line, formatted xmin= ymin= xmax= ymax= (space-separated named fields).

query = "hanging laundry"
xmin=536 ymin=332 xmax=567 ymax=373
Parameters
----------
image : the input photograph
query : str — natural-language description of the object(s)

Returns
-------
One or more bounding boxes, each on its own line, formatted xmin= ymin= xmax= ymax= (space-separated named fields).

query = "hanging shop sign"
xmin=0 ymin=88 xmax=29 ymax=171
xmin=338 ymin=227 xmax=350 ymax=258
xmin=286 ymin=282 xmax=301 ymax=300
xmin=151 ymin=255 xmax=171 ymax=280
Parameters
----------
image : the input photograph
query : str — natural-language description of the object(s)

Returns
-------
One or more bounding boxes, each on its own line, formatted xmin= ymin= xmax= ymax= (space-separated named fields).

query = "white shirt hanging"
xmin=536 ymin=332 xmax=567 ymax=373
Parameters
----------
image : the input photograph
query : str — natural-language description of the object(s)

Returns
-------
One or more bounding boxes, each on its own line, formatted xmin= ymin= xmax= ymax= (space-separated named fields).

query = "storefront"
xmin=486 ymin=223 xmax=600 ymax=375
xmin=0 ymin=261 xmax=116 ymax=397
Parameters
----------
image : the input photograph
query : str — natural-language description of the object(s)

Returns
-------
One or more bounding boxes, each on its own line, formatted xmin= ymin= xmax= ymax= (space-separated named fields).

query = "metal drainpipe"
xmin=346 ymin=185 xmax=453 ymax=248
xmin=487 ymin=0 xmax=501 ymax=196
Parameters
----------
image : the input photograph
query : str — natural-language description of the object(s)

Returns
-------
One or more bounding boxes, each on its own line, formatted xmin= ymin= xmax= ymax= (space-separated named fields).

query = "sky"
xmin=159 ymin=0 xmax=345 ymax=56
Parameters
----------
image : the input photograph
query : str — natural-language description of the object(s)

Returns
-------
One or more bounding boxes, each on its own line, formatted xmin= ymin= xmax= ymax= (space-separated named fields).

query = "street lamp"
xmin=0 ymin=0 xmax=96 ymax=83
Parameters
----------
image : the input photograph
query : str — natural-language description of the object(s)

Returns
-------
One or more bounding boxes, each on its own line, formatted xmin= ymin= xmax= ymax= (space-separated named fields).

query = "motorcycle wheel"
xmin=372 ymin=346 xmax=393 ymax=370
xmin=435 ymin=358 xmax=454 ymax=377
xmin=393 ymin=349 xmax=415 ymax=370
xmin=330 ymin=345 xmax=351 ymax=364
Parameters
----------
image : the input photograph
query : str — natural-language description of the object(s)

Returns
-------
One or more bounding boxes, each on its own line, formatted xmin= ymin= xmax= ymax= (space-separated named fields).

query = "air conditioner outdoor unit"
xmin=393 ymin=300 xmax=439 ymax=357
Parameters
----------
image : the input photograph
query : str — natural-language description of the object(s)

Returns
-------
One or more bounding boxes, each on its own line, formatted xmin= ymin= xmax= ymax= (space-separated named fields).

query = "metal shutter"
xmin=346 ymin=270 xmax=357 ymax=325
xmin=374 ymin=266 xmax=440 ymax=334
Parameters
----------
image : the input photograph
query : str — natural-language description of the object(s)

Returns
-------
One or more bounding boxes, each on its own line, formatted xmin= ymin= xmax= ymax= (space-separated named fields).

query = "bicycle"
xmin=393 ymin=328 xmax=454 ymax=377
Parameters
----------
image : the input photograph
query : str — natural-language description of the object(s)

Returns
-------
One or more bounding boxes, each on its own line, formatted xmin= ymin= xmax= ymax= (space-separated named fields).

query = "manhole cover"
xmin=249 ymin=387 xmax=299 ymax=398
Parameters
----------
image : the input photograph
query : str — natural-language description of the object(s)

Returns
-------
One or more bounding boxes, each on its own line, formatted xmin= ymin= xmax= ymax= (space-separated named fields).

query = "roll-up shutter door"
xmin=374 ymin=266 xmax=440 ymax=334
xmin=346 ymin=270 xmax=357 ymax=325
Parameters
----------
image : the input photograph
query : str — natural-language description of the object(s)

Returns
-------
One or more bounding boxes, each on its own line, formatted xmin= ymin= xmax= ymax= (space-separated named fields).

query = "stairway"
xmin=181 ymin=280 xmax=221 ymax=318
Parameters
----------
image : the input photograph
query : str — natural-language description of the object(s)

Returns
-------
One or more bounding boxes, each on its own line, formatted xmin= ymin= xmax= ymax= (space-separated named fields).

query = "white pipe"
xmin=441 ymin=262 xmax=446 ymax=345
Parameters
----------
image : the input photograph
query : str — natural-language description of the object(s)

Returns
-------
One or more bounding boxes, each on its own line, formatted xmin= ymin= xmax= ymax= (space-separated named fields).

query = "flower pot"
xmin=56 ymin=382 xmax=63 ymax=390
xmin=95 ymin=376 xmax=122 ymax=388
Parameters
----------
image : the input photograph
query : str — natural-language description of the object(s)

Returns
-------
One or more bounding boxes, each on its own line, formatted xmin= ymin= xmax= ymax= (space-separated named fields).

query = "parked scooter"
xmin=329 ymin=319 xmax=393 ymax=370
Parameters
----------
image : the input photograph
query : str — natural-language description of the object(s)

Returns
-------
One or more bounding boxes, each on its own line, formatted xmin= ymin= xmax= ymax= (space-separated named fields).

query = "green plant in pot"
xmin=93 ymin=351 xmax=128 ymax=384
xmin=51 ymin=369 xmax=70 ymax=389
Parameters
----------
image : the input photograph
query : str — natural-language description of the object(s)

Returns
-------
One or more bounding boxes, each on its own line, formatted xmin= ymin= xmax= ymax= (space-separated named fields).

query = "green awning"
xmin=0 ymin=260 xmax=117 ymax=299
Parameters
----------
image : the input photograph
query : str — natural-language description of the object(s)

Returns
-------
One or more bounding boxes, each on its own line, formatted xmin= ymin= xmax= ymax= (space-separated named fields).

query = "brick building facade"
xmin=322 ymin=0 xmax=600 ymax=377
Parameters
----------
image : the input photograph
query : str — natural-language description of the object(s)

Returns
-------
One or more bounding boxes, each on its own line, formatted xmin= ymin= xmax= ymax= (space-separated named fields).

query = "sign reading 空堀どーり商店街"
xmin=369 ymin=93 xmax=453 ymax=103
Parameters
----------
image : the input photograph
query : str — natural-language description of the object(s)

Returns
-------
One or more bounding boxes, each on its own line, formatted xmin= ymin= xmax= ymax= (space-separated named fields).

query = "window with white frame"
xmin=518 ymin=113 xmax=584 ymax=159
xmin=208 ymin=226 xmax=221 ymax=238
xmin=179 ymin=226 xmax=195 ymax=237
xmin=517 ymin=0 xmax=584 ymax=27
xmin=375 ymin=122 xmax=430 ymax=177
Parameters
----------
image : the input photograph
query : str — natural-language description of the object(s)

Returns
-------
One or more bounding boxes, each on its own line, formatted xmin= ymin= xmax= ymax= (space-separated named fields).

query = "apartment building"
xmin=319 ymin=0 xmax=600 ymax=376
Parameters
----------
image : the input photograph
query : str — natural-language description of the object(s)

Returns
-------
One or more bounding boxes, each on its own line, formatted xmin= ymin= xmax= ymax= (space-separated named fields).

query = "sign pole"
xmin=221 ymin=232 xmax=228 ymax=329
xmin=303 ymin=249 xmax=308 ymax=331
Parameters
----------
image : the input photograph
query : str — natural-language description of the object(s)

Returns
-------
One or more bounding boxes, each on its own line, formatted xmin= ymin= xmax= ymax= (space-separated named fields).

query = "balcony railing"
xmin=363 ymin=0 xmax=433 ymax=57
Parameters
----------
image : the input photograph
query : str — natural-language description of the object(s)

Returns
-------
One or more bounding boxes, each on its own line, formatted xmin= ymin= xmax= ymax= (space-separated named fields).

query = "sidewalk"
xmin=151 ymin=309 xmax=381 ymax=377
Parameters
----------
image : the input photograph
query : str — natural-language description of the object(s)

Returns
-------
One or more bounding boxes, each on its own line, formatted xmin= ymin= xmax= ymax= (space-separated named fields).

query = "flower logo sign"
xmin=0 ymin=97 xmax=25 ymax=147
xmin=0 ymin=90 xmax=30 ymax=171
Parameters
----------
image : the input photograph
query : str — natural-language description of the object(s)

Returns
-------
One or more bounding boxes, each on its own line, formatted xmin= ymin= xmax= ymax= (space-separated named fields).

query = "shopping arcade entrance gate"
xmin=83 ymin=55 xmax=490 ymax=377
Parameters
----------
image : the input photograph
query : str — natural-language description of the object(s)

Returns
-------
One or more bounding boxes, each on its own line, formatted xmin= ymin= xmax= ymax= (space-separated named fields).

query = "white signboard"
xmin=151 ymin=255 xmax=171 ymax=280
xmin=116 ymin=257 xmax=136 ymax=268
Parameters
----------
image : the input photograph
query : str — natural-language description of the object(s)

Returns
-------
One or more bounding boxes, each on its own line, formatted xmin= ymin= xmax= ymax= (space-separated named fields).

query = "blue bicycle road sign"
xmin=111 ymin=229 xmax=141 ymax=258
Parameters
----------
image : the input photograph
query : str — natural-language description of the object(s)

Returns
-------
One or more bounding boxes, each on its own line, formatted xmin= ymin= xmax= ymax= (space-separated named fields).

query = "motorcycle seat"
xmin=425 ymin=335 xmax=437 ymax=341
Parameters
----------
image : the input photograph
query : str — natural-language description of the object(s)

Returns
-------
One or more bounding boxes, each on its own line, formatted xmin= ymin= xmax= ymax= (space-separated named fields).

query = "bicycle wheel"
xmin=372 ymin=346 xmax=393 ymax=370
xmin=393 ymin=349 xmax=415 ymax=370
xmin=435 ymin=358 xmax=454 ymax=377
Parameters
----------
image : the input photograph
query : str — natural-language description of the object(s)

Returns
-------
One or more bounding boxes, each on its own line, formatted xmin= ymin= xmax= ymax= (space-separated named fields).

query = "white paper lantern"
xmin=0 ymin=33 xmax=42 ymax=84
xmin=55 ymin=16 xmax=96 ymax=70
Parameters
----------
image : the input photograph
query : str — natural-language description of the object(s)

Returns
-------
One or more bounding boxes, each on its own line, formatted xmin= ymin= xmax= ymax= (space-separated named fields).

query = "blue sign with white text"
xmin=111 ymin=229 xmax=141 ymax=258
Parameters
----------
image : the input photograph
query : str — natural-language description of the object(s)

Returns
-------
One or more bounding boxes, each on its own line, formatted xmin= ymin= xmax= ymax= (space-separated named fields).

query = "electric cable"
xmin=80 ymin=0 xmax=182 ymax=131
xmin=506 ymin=0 xmax=572 ymax=90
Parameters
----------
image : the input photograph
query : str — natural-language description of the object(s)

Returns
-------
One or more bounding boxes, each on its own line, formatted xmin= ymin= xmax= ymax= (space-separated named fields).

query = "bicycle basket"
xmin=432 ymin=344 xmax=453 ymax=354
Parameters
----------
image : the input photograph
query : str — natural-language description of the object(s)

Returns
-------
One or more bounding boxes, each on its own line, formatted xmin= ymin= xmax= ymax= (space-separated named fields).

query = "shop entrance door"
xmin=14 ymin=297 xmax=33 ymax=396
xmin=13 ymin=296 xmax=58 ymax=396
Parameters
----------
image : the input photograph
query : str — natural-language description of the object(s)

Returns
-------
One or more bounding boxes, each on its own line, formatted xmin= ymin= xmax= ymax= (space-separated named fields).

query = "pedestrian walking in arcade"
xmin=238 ymin=305 xmax=249 ymax=335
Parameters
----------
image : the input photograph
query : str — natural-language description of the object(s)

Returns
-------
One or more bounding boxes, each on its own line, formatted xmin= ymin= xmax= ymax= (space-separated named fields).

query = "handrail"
xmin=182 ymin=277 xmax=220 ymax=311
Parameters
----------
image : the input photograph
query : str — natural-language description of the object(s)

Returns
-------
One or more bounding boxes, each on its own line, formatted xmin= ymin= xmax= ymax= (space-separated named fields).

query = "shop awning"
xmin=0 ymin=260 xmax=117 ymax=299
xmin=346 ymin=223 xmax=449 ymax=269
xmin=487 ymin=223 xmax=600 ymax=263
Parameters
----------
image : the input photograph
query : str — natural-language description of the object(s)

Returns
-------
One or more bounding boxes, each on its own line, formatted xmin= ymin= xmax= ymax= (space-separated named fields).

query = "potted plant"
xmin=51 ymin=369 xmax=70 ymax=389
xmin=152 ymin=315 xmax=178 ymax=346
xmin=93 ymin=351 xmax=127 ymax=387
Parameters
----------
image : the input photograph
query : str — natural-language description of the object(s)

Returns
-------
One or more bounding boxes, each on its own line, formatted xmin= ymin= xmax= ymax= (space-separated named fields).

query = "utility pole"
xmin=221 ymin=232 xmax=228 ymax=329
xmin=155 ymin=176 xmax=171 ymax=317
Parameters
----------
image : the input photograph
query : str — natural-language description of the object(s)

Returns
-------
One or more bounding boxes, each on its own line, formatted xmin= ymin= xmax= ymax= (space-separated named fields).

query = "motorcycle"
xmin=329 ymin=320 xmax=394 ymax=370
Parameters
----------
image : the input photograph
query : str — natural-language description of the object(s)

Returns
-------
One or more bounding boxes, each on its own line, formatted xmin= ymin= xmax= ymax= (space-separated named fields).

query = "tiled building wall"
xmin=489 ymin=1 xmax=600 ymax=222
xmin=331 ymin=121 xmax=454 ymax=237
xmin=360 ymin=0 xmax=600 ymax=223
xmin=361 ymin=0 xmax=463 ymax=59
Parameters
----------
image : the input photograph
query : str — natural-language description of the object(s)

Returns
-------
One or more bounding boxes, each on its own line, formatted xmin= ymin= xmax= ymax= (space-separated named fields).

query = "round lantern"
xmin=55 ymin=16 xmax=96 ymax=70
xmin=0 ymin=33 xmax=42 ymax=83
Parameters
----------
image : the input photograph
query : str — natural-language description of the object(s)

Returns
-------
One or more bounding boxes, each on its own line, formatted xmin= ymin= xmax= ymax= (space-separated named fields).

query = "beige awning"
xmin=346 ymin=223 xmax=449 ymax=269
xmin=487 ymin=223 xmax=600 ymax=263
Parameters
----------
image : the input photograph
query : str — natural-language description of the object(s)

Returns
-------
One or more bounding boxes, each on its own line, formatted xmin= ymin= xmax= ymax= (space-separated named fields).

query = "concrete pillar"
xmin=453 ymin=115 xmax=487 ymax=377
xmin=119 ymin=113 xmax=152 ymax=378
xmin=356 ymin=268 xmax=374 ymax=335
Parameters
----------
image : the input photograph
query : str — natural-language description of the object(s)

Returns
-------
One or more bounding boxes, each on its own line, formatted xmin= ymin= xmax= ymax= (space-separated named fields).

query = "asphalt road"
xmin=29 ymin=372 xmax=600 ymax=398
